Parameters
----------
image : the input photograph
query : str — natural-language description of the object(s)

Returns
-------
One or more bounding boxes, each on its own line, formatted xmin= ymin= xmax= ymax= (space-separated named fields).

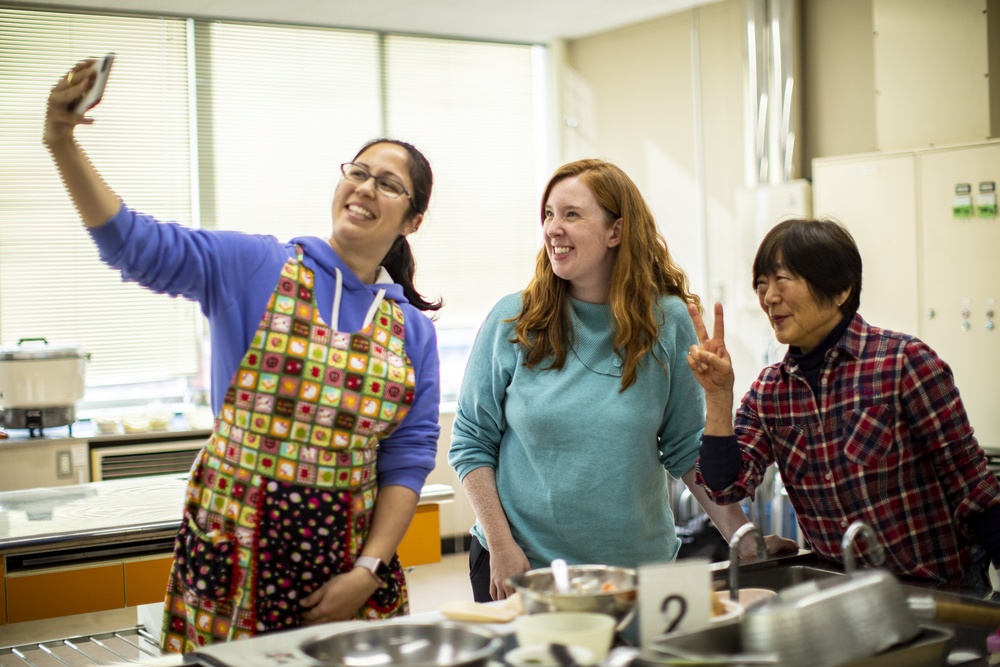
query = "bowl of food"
xmin=298 ymin=621 xmax=502 ymax=667
xmin=508 ymin=564 xmax=638 ymax=631
xmin=710 ymin=596 xmax=743 ymax=624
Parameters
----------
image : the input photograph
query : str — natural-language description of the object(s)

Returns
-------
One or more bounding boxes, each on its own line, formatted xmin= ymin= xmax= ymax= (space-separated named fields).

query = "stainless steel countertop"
xmin=0 ymin=420 xmax=212 ymax=448
xmin=0 ymin=476 xmax=453 ymax=554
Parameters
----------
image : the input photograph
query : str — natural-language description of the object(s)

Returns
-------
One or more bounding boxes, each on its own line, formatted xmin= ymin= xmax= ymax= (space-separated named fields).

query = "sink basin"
xmin=648 ymin=618 xmax=953 ymax=667
xmin=715 ymin=564 xmax=844 ymax=593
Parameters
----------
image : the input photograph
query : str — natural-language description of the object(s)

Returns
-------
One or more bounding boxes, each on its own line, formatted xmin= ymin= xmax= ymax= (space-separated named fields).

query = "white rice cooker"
xmin=0 ymin=338 xmax=89 ymax=435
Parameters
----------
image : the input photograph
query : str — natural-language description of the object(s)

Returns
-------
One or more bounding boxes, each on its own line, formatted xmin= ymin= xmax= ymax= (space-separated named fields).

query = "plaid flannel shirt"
xmin=704 ymin=313 xmax=1000 ymax=582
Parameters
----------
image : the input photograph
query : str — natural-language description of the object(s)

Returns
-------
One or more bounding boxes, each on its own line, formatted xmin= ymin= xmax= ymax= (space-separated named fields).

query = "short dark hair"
xmin=752 ymin=218 xmax=862 ymax=315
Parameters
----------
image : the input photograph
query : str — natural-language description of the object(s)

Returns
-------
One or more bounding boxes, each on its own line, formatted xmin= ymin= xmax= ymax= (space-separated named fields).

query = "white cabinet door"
xmin=813 ymin=152 xmax=920 ymax=334
xmin=918 ymin=142 xmax=1000 ymax=448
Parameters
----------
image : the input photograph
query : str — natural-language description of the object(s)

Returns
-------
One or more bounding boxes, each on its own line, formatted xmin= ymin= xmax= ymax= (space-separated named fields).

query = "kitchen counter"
xmin=0 ymin=476 xmax=454 ymax=626
xmin=0 ymin=419 xmax=211 ymax=448
xmin=0 ymin=475 xmax=453 ymax=554
xmin=134 ymin=552 xmax=1000 ymax=667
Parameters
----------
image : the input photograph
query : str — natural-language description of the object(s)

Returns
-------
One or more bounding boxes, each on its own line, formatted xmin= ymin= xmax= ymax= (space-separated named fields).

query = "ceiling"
xmin=9 ymin=0 xmax=721 ymax=43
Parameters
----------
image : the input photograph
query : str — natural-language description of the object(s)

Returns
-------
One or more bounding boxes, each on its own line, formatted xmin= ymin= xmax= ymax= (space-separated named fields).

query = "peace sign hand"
xmin=686 ymin=302 xmax=736 ymax=397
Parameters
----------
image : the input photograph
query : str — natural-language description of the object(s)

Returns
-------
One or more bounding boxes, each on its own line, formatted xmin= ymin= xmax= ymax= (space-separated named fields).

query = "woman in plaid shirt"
xmin=687 ymin=218 xmax=1000 ymax=588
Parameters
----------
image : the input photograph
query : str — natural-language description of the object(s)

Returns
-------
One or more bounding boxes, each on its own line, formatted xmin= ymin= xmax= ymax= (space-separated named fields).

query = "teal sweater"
xmin=448 ymin=292 xmax=706 ymax=569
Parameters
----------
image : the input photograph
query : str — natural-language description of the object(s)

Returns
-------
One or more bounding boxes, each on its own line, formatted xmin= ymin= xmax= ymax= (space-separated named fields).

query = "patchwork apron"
xmin=161 ymin=249 xmax=416 ymax=653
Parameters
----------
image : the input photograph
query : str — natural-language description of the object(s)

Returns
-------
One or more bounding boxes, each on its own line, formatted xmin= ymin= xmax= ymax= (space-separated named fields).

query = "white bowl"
xmin=514 ymin=612 xmax=615 ymax=660
xmin=714 ymin=588 xmax=777 ymax=610
xmin=505 ymin=643 xmax=595 ymax=667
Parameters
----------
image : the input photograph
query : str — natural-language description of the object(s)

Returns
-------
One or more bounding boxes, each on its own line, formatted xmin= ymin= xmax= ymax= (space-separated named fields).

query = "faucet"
xmin=728 ymin=522 xmax=767 ymax=601
xmin=841 ymin=520 xmax=886 ymax=573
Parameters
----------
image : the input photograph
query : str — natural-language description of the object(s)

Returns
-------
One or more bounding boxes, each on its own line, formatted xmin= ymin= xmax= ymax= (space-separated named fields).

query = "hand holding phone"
xmin=71 ymin=53 xmax=115 ymax=115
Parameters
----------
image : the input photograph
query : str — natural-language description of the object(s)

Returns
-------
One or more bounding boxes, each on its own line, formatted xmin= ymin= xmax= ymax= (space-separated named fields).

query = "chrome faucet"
xmin=728 ymin=522 xmax=767 ymax=601
xmin=841 ymin=520 xmax=886 ymax=573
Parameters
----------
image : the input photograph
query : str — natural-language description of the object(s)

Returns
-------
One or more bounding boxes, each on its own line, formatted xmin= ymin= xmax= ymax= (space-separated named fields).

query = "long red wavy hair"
xmin=512 ymin=159 xmax=700 ymax=391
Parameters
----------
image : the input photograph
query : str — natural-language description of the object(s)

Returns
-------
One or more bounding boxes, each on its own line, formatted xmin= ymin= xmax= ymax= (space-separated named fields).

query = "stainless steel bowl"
xmin=508 ymin=564 xmax=638 ymax=631
xmin=740 ymin=570 xmax=920 ymax=667
xmin=299 ymin=621 xmax=503 ymax=667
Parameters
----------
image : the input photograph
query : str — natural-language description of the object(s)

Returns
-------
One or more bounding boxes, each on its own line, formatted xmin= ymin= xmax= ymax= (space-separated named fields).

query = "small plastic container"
xmin=514 ymin=612 xmax=614 ymax=661
xmin=505 ymin=643 xmax=595 ymax=667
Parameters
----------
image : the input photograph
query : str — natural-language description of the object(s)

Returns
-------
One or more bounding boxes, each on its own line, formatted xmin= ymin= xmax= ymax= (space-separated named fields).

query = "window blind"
xmin=383 ymin=36 xmax=543 ymax=330
xmin=0 ymin=7 xmax=547 ymax=403
xmin=193 ymin=21 xmax=383 ymax=238
xmin=0 ymin=8 xmax=200 ymax=386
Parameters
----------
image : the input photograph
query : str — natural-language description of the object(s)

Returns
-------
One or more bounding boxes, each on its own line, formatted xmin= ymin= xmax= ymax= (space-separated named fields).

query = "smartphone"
xmin=71 ymin=53 xmax=115 ymax=115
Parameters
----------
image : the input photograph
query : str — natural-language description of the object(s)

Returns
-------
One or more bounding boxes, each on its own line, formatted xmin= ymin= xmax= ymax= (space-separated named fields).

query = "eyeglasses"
xmin=340 ymin=162 xmax=412 ymax=201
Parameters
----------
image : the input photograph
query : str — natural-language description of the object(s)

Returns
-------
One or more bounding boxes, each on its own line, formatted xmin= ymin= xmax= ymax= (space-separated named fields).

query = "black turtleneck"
xmin=786 ymin=311 xmax=853 ymax=395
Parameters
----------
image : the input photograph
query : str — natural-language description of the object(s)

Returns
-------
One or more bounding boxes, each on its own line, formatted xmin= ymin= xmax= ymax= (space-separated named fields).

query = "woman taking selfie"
xmin=45 ymin=59 xmax=442 ymax=651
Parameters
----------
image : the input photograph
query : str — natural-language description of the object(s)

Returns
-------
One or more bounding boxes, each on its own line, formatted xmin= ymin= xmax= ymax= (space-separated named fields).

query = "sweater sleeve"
xmin=375 ymin=308 xmax=441 ymax=494
xmin=655 ymin=296 xmax=707 ymax=479
xmin=698 ymin=434 xmax=742 ymax=489
xmin=88 ymin=204 xmax=293 ymax=413
xmin=967 ymin=505 xmax=1000 ymax=568
xmin=448 ymin=294 xmax=521 ymax=481
xmin=88 ymin=204 xmax=286 ymax=317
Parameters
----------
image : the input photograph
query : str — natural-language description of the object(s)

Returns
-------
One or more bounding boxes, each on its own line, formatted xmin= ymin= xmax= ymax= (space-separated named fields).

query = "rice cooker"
xmin=0 ymin=338 xmax=89 ymax=435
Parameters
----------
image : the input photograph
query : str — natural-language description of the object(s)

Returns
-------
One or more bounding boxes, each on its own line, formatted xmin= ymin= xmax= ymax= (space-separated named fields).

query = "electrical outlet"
xmin=56 ymin=450 xmax=73 ymax=478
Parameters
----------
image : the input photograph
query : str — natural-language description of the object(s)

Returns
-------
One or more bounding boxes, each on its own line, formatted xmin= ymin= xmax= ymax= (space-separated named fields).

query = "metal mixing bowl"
xmin=508 ymin=564 xmax=638 ymax=631
xmin=299 ymin=621 xmax=503 ymax=667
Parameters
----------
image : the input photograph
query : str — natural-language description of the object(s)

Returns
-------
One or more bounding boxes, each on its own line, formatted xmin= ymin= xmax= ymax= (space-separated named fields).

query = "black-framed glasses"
xmin=340 ymin=162 xmax=412 ymax=201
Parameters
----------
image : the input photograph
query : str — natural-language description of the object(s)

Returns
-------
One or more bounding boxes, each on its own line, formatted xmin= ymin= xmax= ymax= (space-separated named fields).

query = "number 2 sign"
xmin=637 ymin=558 xmax=711 ymax=646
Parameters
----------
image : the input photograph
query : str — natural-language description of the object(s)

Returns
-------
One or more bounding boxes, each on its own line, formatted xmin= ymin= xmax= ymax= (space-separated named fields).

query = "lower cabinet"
xmin=124 ymin=556 xmax=174 ymax=608
xmin=398 ymin=503 xmax=442 ymax=568
xmin=6 ymin=562 xmax=128 ymax=624
xmin=2 ymin=504 xmax=441 ymax=625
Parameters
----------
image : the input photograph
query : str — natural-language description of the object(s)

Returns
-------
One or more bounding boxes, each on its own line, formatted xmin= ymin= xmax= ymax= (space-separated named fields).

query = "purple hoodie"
xmin=89 ymin=204 xmax=439 ymax=493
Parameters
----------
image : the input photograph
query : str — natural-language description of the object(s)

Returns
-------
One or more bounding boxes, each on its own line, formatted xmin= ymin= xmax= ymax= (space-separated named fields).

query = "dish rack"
xmin=0 ymin=626 xmax=161 ymax=666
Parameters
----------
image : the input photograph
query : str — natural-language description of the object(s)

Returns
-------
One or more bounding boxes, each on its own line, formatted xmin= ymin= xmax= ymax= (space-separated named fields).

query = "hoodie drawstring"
xmin=331 ymin=267 xmax=387 ymax=331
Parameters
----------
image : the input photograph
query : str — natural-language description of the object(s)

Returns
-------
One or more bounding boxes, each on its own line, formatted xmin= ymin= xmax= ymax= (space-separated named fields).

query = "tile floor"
xmin=0 ymin=552 xmax=473 ymax=650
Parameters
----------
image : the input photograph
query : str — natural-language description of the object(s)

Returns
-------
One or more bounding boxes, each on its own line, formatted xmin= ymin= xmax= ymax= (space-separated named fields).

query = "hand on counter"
xmin=736 ymin=533 xmax=800 ymax=560
xmin=764 ymin=534 xmax=801 ymax=557
xmin=300 ymin=568 xmax=381 ymax=625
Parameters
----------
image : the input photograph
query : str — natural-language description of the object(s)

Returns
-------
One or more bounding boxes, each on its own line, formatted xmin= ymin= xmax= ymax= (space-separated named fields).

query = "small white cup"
xmin=514 ymin=611 xmax=615 ymax=660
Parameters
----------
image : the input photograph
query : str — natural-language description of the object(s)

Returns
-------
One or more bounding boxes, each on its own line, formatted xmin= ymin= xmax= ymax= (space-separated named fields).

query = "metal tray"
xmin=642 ymin=621 xmax=954 ymax=667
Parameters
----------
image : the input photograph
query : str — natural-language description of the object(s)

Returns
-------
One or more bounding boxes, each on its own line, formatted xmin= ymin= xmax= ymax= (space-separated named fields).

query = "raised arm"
xmin=686 ymin=302 xmax=736 ymax=437
xmin=43 ymin=60 xmax=120 ymax=228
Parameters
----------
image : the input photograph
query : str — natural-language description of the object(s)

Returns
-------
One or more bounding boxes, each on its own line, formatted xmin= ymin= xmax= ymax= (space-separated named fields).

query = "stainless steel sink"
xmin=646 ymin=618 xmax=953 ymax=667
xmin=706 ymin=553 xmax=1000 ymax=663
xmin=725 ymin=564 xmax=844 ymax=592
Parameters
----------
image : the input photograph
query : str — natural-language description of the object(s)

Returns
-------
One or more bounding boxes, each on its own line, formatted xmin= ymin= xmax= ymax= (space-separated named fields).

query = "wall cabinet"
xmin=813 ymin=140 xmax=1000 ymax=449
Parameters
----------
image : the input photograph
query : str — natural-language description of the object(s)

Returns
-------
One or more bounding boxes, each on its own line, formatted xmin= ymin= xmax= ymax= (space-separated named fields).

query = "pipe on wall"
xmin=744 ymin=0 xmax=801 ymax=187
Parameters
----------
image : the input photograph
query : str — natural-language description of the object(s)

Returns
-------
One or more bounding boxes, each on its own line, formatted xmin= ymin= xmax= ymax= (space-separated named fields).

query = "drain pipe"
xmin=744 ymin=0 xmax=800 ymax=188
